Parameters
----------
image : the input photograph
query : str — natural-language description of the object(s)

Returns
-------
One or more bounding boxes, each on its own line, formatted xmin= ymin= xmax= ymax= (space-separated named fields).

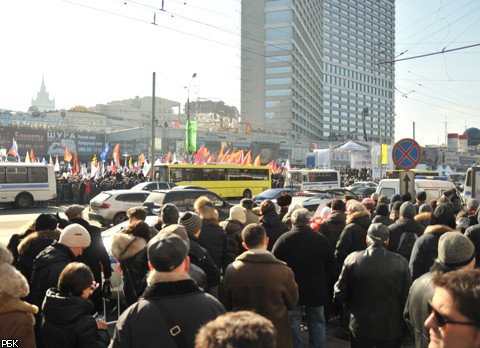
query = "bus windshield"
xmin=153 ymin=164 xmax=271 ymax=198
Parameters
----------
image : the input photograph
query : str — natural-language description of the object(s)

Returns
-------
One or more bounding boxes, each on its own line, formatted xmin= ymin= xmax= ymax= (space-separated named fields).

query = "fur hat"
xmin=376 ymin=203 xmax=389 ymax=216
xmin=400 ymin=202 xmax=416 ymax=218
xmin=276 ymin=193 xmax=292 ymax=207
xmin=59 ymin=223 xmax=91 ymax=248
xmin=147 ymin=234 xmax=188 ymax=272
xmin=0 ymin=244 xmax=31 ymax=299
xmin=367 ymin=223 xmax=389 ymax=242
xmin=34 ymin=213 xmax=58 ymax=231
xmin=179 ymin=212 xmax=202 ymax=236
xmin=228 ymin=205 xmax=247 ymax=224
xmin=437 ymin=232 xmax=475 ymax=268
xmin=64 ymin=204 xmax=85 ymax=219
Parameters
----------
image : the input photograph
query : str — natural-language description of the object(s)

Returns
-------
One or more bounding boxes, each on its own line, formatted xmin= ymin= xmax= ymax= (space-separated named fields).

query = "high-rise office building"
xmin=241 ymin=0 xmax=395 ymax=145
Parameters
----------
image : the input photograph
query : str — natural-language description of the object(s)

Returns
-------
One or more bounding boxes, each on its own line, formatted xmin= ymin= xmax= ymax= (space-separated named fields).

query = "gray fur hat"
xmin=437 ymin=232 xmax=475 ymax=268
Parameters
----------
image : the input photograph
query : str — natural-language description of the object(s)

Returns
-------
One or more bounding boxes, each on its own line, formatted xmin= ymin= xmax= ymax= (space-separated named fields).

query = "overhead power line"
xmin=380 ymin=43 xmax=480 ymax=64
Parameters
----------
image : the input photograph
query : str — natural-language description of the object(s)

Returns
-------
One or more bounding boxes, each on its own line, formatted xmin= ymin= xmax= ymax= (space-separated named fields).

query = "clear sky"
xmin=0 ymin=0 xmax=479 ymax=147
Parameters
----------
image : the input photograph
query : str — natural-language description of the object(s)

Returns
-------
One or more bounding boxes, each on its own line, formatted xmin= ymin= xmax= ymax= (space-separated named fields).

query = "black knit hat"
xmin=34 ymin=213 xmax=58 ymax=231
xmin=160 ymin=203 xmax=180 ymax=225
xmin=179 ymin=212 xmax=202 ymax=236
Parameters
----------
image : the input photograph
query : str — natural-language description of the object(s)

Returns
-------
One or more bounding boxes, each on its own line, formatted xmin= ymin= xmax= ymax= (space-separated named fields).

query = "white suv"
xmin=89 ymin=189 xmax=150 ymax=226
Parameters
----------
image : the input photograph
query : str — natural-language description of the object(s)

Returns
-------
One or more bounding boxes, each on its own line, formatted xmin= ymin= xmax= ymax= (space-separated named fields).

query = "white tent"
xmin=334 ymin=140 xmax=368 ymax=152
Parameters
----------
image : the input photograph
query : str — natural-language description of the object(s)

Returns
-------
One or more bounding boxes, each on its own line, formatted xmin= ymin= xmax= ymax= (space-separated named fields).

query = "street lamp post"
xmin=186 ymin=73 xmax=197 ymax=162
xmin=151 ymin=72 xmax=156 ymax=167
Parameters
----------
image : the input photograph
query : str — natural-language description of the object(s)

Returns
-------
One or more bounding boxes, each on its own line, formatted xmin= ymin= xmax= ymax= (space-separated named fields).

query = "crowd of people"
xmin=2 ymin=186 xmax=480 ymax=348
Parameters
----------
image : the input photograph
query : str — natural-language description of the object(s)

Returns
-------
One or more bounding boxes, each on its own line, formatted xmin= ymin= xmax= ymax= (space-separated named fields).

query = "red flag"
xmin=113 ymin=143 xmax=121 ymax=164
xmin=72 ymin=150 xmax=79 ymax=176
xmin=219 ymin=148 xmax=230 ymax=163
xmin=194 ymin=145 xmax=207 ymax=165
xmin=206 ymin=153 xmax=215 ymax=163
xmin=241 ymin=150 xmax=252 ymax=166
xmin=30 ymin=148 xmax=35 ymax=162
xmin=253 ymin=154 xmax=261 ymax=166
xmin=218 ymin=144 xmax=225 ymax=159
xmin=64 ymin=147 xmax=73 ymax=162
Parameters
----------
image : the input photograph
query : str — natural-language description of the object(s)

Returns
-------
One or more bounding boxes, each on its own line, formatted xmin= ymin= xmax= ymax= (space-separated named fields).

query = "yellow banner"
xmin=381 ymin=144 xmax=388 ymax=164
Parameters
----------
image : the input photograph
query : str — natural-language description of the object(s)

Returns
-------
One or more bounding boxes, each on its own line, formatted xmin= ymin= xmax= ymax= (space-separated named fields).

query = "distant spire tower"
xmin=31 ymin=76 xmax=55 ymax=112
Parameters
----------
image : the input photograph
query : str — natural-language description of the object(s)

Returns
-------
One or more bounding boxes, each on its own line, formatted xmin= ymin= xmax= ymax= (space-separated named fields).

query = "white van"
xmin=376 ymin=178 xmax=456 ymax=202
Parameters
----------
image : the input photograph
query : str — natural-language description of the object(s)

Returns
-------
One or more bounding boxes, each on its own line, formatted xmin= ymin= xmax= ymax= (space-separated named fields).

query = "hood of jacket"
xmin=0 ymin=262 xmax=30 ymax=298
xmin=110 ymin=232 xmax=147 ymax=261
xmin=424 ymin=224 xmax=454 ymax=235
xmin=42 ymin=288 xmax=95 ymax=325
xmin=346 ymin=210 xmax=371 ymax=227
xmin=260 ymin=210 xmax=281 ymax=226
xmin=223 ymin=220 xmax=245 ymax=236
xmin=414 ymin=212 xmax=431 ymax=222
xmin=32 ymin=242 xmax=75 ymax=272
xmin=17 ymin=229 xmax=61 ymax=255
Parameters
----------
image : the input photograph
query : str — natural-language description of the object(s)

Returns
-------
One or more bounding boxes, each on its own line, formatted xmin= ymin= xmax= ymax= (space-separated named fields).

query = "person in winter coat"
xmin=318 ymin=199 xmax=347 ymax=250
xmin=110 ymin=221 xmax=151 ymax=307
xmin=409 ymin=225 xmax=454 ymax=281
xmin=224 ymin=224 xmax=298 ymax=348
xmin=220 ymin=205 xmax=247 ymax=259
xmin=180 ymin=212 xmax=221 ymax=294
xmin=0 ymin=243 xmax=38 ymax=348
xmin=309 ymin=206 xmax=331 ymax=232
xmin=429 ymin=202 xmax=456 ymax=229
xmin=154 ymin=203 xmax=180 ymax=232
xmin=371 ymin=203 xmax=394 ymax=226
xmin=31 ymin=224 xmax=92 ymax=348
xmin=240 ymin=198 xmax=260 ymax=224
xmin=110 ymin=234 xmax=225 ymax=348
xmin=334 ymin=223 xmax=411 ymax=348
xmin=414 ymin=204 xmax=432 ymax=229
xmin=42 ymin=262 xmax=110 ymax=348
xmin=272 ymin=208 xmax=336 ymax=348
xmin=196 ymin=198 xmax=230 ymax=272
xmin=276 ymin=192 xmax=293 ymax=221
xmin=387 ymin=202 xmax=425 ymax=261
xmin=404 ymin=233 xmax=475 ymax=348
xmin=17 ymin=213 xmax=61 ymax=283
xmin=335 ymin=200 xmax=371 ymax=267
xmin=282 ymin=203 xmax=303 ymax=230
xmin=259 ymin=200 xmax=290 ymax=251
xmin=64 ymin=204 xmax=112 ymax=313
xmin=390 ymin=200 xmax=402 ymax=223
xmin=7 ymin=220 xmax=36 ymax=270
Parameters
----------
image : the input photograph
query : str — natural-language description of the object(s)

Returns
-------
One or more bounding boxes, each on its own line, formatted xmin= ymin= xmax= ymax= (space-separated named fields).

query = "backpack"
xmin=396 ymin=231 xmax=418 ymax=261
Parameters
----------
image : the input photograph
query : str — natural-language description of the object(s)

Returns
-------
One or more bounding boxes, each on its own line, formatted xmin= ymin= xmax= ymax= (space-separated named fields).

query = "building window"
xmin=265 ymin=27 xmax=292 ymax=40
xmin=266 ymin=10 xmax=292 ymax=23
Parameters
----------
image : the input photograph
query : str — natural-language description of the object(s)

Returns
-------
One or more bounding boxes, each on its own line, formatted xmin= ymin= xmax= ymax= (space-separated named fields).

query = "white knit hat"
xmin=59 ymin=224 xmax=91 ymax=248
xmin=228 ymin=205 xmax=246 ymax=224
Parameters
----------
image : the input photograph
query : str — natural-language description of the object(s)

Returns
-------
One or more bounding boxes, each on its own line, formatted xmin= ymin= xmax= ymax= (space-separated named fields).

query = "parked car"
xmin=143 ymin=188 xmax=232 ymax=221
xmin=252 ymin=188 xmax=298 ymax=206
xmin=130 ymin=181 xmax=176 ymax=191
xmin=298 ymin=188 xmax=359 ymax=214
xmin=89 ymin=190 xmax=151 ymax=226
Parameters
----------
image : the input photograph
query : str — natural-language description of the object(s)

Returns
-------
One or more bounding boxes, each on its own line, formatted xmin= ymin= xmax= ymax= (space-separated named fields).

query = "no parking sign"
xmin=392 ymin=138 xmax=422 ymax=170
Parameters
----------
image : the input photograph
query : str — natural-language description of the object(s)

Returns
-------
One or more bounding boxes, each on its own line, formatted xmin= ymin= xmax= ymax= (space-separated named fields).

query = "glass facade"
xmin=241 ymin=0 xmax=395 ymax=143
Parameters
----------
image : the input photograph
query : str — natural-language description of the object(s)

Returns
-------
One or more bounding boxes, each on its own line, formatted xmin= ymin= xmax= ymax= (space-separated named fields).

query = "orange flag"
xmin=206 ymin=153 xmax=215 ymax=163
xmin=218 ymin=144 xmax=225 ymax=159
xmin=112 ymin=143 xmax=121 ymax=164
xmin=194 ymin=145 xmax=207 ymax=165
xmin=165 ymin=151 xmax=171 ymax=164
xmin=64 ymin=146 xmax=73 ymax=162
xmin=72 ymin=150 xmax=79 ymax=176
xmin=241 ymin=150 xmax=252 ymax=166
xmin=253 ymin=154 xmax=261 ymax=166
xmin=30 ymin=148 xmax=35 ymax=163
xmin=139 ymin=153 xmax=145 ymax=167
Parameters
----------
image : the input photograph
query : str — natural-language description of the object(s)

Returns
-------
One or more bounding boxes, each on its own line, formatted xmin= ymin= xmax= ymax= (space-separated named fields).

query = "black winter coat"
xmin=110 ymin=279 xmax=225 ymax=348
xmin=189 ymin=236 xmax=221 ymax=290
xmin=317 ymin=211 xmax=346 ymax=249
xmin=260 ymin=210 xmax=290 ymax=251
xmin=31 ymin=242 xmax=76 ymax=310
xmin=70 ymin=218 xmax=112 ymax=311
xmin=371 ymin=214 xmax=394 ymax=226
xmin=335 ymin=211 xmax=371 ymax=267
xmin=42 ymin=288 xmax=110 ymax=348
xmin=222 ymin=219 xmax=245 ymax=259
xmin=409 ymin=225 xmax=452 ymax=281
xmin=272 ymin=224 xmax=336 ymax=306
xmin=334 ymin=243 xmax=411 ymax=341
xmin=198 ymin=223 xmax=228 ymax=271
xmin=110 ymin=233 xmax=149 ymax=307
xmin=387 ymin=218 xmax=425 ymax=256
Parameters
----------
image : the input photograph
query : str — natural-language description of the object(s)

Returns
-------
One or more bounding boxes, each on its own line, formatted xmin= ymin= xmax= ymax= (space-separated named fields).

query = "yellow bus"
xmin=153 ymin=163 xmax=271 ymax=198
